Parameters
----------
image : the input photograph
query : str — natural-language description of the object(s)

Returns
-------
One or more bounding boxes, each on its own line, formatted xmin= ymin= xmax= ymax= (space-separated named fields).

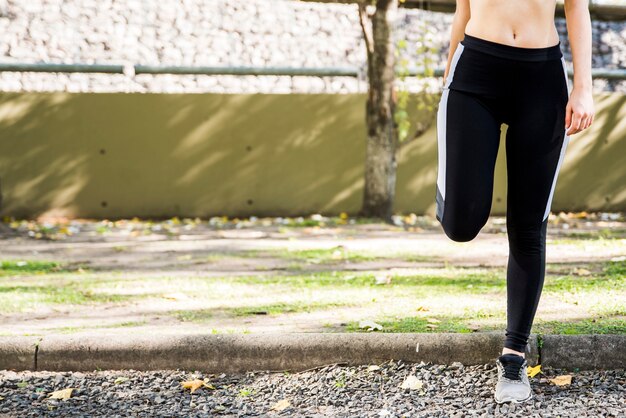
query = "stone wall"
xmin=0 ymin=0 xmax=624 ymax=93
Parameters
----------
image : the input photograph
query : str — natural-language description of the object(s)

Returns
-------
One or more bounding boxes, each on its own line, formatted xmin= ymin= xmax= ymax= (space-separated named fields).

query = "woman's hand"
xmin=565 ymin=87 xmax=594 ymax=135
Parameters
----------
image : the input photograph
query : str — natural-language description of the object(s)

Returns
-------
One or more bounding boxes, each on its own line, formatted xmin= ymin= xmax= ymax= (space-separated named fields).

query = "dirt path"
xmin=0 ymin=213 xmax=624 ymax=337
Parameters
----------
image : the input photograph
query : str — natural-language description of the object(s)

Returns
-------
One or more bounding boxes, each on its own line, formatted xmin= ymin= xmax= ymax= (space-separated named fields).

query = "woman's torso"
xmin=464 ymin=0 xmax=560 ymax=48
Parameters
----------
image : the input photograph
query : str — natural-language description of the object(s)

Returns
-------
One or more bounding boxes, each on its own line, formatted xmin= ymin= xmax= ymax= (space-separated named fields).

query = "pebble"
xmin=0 ymin=361 xmax=623 ymax=416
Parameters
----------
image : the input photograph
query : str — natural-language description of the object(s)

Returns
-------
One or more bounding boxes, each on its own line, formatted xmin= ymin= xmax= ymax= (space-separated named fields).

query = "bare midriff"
xmin=464 ymin=0 xmax=560 ymax=48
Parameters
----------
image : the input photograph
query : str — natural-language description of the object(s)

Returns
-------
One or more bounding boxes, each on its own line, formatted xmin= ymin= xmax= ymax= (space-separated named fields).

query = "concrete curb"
xmin=0 ymin=333 xmax=623 ymax=372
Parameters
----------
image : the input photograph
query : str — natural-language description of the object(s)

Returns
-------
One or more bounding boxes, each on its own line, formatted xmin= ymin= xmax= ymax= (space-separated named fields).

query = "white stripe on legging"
xmin=542 ymin=56 xmax=572 ymax=222
xmin=437 ymin=43 xmax=465 ymax=201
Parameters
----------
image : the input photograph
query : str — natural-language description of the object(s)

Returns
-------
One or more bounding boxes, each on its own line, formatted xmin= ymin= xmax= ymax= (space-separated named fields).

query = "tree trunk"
xmin=358 ymin=0 xmax=399 ymax=223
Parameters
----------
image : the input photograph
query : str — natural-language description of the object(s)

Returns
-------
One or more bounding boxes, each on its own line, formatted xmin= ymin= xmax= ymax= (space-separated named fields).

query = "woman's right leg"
xmin=435 ymin=88 xmax=502 ymax=242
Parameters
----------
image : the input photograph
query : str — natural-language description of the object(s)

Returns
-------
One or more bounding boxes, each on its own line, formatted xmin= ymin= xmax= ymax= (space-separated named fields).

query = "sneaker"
xmin=494 ymin=353 xmax=533 ymax=404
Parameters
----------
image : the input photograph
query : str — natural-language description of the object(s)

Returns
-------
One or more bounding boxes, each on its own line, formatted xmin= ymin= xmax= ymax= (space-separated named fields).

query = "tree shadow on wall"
xmin=0 ymin=92 xmax=366 ymax=219
xmin=555 ymin=93 xmax=626 ymax=212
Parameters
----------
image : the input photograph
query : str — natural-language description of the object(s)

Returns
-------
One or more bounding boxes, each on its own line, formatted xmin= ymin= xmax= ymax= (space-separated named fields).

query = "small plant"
xmin=334 ymin=374 xmax=347 ymax=388
xmin=238 ymin=387 xmax=255 ymax=398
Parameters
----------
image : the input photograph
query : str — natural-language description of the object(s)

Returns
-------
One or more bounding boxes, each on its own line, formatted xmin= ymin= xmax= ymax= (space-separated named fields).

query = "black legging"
xmin=435 ymin=34 xmax=571 ymax=353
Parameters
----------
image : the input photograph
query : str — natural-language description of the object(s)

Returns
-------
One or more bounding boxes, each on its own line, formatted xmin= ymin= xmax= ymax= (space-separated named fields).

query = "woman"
xmin=435 ymin=0 xmax=594 ymax=404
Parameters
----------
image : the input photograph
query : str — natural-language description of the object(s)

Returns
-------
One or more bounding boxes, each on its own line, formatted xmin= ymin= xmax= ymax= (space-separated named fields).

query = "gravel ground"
xmin=0 ymin=361 xmax=624 ymax=417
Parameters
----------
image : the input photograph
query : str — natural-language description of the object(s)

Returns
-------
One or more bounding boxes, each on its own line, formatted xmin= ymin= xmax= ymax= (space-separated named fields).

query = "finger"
xmin=586 ymin=114 xmax=595 ymax=130
xmin=574 ymin=113 xmax=584 ymax=133
xmin=565 ymin=104 xmax=572 ymax=129
xmin=583 ymin=113 xmax=592 ymax=130
xmin=567 ymin=113 xmax=581 ymax=135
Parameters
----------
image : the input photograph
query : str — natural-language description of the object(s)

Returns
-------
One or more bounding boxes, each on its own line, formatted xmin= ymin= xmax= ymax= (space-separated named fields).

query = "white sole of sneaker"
xmin=494 ymin=392 xmax=534 ymax=404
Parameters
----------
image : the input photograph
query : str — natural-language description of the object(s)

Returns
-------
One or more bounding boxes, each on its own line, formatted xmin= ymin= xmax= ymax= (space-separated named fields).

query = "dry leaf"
xmin=400 ymin=375 xmax=423 ymax=390
xmin=114 ymin=377 xmax=129 ymax=385
xmin=573 ymin=268 xmax=591 ymax=276
xmin=375 ymin=274 xmax=392 ymax=285
xmin=162 ymin=293 xmax=189 ymax=301
xmin=416 ymin=306 xmax=429 ymax=312
xmin=527 ymin=364 xmax=542 ymax=378
xmin=568 ymin=211 xmax=588 ymax=219
xmin=181 ymin=379 xmax=215 ymax=393
xmin=549 ymin=374 xmax=572 ymax=386
xmin=48 ymin=388 xmax=75 ymax=400
xmin=367 ymin=365 xmax=381 ymax=372
xmin=270 ymin=399 xmax=291 ymax=412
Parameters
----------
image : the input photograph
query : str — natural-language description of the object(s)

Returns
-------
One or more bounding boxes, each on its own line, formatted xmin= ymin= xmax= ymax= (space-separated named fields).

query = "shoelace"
xmin=502 ymin=361 xmax=524 ymax=380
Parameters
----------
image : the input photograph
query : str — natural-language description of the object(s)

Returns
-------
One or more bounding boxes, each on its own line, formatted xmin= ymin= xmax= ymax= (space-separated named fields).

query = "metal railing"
xmin=1 ymin=62 xmax=625 ymax=80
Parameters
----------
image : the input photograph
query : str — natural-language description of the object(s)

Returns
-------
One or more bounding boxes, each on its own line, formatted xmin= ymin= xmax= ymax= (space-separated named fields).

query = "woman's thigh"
xmin=506 ymin=63 xmax=569 ymax=226
xmin=436 ymin=88 xmax=502 ymax=241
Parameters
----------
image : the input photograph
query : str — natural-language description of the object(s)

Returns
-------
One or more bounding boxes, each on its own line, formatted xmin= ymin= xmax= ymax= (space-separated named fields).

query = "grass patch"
xmin=346 ymin=316 xmax=478 ymax=333
xmin=544 ymin=259 xmax=625 ymax=293
xmin=346 ymin=315 xmax=626 ymax=335
xmin=0 ymin=276 xmax=148 ymax=313
xmin=174 ymin=310 xmax=214 ymax=322
xmin=0 ymin=260 xmax=69 ymax=276
xmin=268 ymin=246 xmax=380 ymax=264
xmin=603 ymin=259 xmax=625 ymax=277
xmin=401 ymin=254 xmax=438 ymax=262
xmin=550 ymin=228 xmax=626 ymax=241
xmin=47 ymin=320 xmax=148 ymax=334
xmin=230 ymin=301 xmax=354 ymax=317
xmin=173 ymin=300 xmax=357 ymax=322
xmin=533 ymin=317 xmax=626 ymax=335
xmin=261 ymin=247 xmax=440 ymax=264
xmin=232 ymin=269 xmax=506 ymax=294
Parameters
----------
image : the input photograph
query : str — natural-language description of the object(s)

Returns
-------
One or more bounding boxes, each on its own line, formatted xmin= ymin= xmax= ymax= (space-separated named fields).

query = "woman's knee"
xmin=506 ymin=219 xmax=548 ymax=254
xmin=441 ymin=217 xmax=483 ymax=242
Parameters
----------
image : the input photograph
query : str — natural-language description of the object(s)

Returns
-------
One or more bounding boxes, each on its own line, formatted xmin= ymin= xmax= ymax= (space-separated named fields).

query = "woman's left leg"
xmin=502 ymin=58 xmax=571 ymax=354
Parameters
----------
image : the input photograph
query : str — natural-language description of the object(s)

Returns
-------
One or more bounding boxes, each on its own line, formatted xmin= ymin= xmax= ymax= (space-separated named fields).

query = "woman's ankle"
xmin=502 ymin=347 xmax=525 ymax=358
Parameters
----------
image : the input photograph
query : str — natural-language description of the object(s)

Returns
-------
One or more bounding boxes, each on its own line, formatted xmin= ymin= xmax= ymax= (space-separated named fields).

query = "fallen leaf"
xmin=549 ymin=374 xmax=572 ymax=386
xmin=573 ymin=268 xmax=591 ymax=276
xmin=367 ymin=365 xmax=381 ymax=372
xmin=331 ymin=250 xmax=344 ymax=260
xmin=526 ymin=364 xmax=542 ymax=378
xmin=48 ymin=388 xmax=75 ymax=400
xmin=400 ymin=375 xmax=423 ymax=390
xmin=415 ymin=306 xmax=429 ymax=312
xmin=568 ymin=211 xmax=588 ymax=219
xmin=114 ymin=377 xmax=129 ymax=385
xmin=270 ymin=399 xmax=291 ymax=412
xmin=181 ymin=379 xmax=215 ymax=393
xmin=375 ymin=274 xmax=392 ymax=285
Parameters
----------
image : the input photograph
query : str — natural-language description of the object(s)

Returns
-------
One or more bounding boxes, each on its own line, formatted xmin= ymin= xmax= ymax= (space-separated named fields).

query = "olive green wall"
xmin=0 ymin=92 xmax=623 ymax=219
